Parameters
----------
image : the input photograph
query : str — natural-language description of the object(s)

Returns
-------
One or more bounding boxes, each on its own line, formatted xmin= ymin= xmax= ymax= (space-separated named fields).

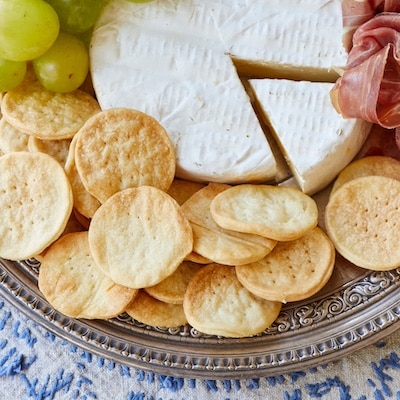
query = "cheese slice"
xmin=209 ymin=0 xmax=348 ymax=81
xmin=90 ymin=0 xmax=349 ymax=186
xmin=250 ymin=79 xmax=372 ymax=194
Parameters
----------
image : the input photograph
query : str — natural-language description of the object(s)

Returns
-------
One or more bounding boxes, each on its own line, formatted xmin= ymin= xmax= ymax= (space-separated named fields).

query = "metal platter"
xmin=1 ymin=245 xmax=399 ymax=379
xmin=1 ymin=127 xmax=400 ymax=379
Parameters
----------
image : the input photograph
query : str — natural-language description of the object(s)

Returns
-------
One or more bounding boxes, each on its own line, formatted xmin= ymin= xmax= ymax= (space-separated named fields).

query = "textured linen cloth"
xmin=0 ymin=292 xmax=399 ymax=400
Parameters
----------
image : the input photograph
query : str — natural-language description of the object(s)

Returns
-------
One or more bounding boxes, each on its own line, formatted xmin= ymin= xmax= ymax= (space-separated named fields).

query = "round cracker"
xmin=0 ymin=151 xmax=73 ymax=260
xmin=144 ymin=260 xmax=203 ymax=304
xmin=75 ymin=108 xmax=176 ymax=204
xmin=185 ymin=251 xmax=212 ymax=264
xmin=331 ymin=155 xmax=400 ymax=195
xmin=34 ymin=207 xmax=88 ymax=263
xmin=126 ymin=290 xmax=187 ymax=328
xmin=236 ymin=227 xmax=335 ymax=303
xmin=210 ymin=184 xmax=318 ymax=241
xmin=183 ymin=263 xmax=282 ymax=337
xmin=325 ymin=175 xmax=400 ymax=270
xmin=166 ymin=178 xmax=206 ymax=205
xmin=28 ymin=136 xmax=71 ymax=167
xmin=1 ymin=81 xmax=101 ymax=140
xmin=181 ymin=183 xmax=277 ymax=265
xmin=0 ymin=118 xmax=30 ymax=153
xmin=88 ymin=186 xmax=193 ymax=289
xmin=64 ymin=134 xmax=101 ymax=219
xmin=38 ymin=232 xmax=137 ymax=319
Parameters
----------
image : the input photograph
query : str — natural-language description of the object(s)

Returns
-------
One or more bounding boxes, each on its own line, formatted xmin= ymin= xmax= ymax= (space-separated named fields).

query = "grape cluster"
xmin=0 ymin=0 xmax=156 ymax=94
xmin=0 ymin=0 xmax=103 ymax=93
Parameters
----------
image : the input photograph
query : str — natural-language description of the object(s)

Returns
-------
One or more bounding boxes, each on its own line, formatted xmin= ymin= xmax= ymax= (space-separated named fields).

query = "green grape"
xmin=125 ymin=0 xmax=153 ymax=2
xmin=0 ymin=59 xmax=27 ymax=92
xmin=33 ymin=32 xmax=89 ymax=93
xmin=0 ymin=0 xmax=59 ymax=61
xmin=45 ymin=0 xmax=103 ymax=34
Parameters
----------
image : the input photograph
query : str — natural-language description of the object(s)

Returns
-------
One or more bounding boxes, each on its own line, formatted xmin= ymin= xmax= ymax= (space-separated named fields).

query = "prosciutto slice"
xmin=341 ymin=1 xmax=400 ymax=50
xmin=332 ymin=12 xmax=400 ymax=133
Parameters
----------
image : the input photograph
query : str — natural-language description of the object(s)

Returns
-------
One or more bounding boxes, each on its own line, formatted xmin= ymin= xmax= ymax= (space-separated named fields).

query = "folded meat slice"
xmin=341 ymin=0 xmax=400 ymax=50
xmin=332 ymin=12 xmax=400 ymax=138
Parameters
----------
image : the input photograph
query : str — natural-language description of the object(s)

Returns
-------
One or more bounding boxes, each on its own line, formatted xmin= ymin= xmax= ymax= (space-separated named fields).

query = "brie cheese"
xmin=250 ymin=79 xmax=372 ymax=194
xmin=90 ymin=0 xmax=349 ymax=186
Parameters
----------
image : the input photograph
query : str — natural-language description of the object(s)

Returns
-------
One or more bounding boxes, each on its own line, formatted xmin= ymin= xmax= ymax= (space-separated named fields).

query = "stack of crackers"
xmin=0 ymin=73 xmax=397 ymax=338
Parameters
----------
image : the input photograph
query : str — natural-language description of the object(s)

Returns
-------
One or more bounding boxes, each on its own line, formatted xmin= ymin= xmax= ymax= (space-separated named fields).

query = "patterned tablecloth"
xmin=0 ymin=292 xmax=399 ymax=400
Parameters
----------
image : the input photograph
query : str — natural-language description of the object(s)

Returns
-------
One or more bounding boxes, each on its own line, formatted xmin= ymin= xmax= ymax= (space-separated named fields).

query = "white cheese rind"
xmin=211 ymin=0 xmax=348 ymax=80
xmin=90 ymin=0 xmax=348 ymax=185
xmin=91 ymin=0 xmax=279 ymax=183
xmin=250 ymin=79 xmax=372 ymax=195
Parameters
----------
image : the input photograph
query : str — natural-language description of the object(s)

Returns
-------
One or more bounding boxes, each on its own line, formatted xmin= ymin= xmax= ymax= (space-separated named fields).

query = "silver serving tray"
xmin=1 ymin=126 xmax=399 ymax=379
xmin=1 ymin=244 xmax=399 ymax=379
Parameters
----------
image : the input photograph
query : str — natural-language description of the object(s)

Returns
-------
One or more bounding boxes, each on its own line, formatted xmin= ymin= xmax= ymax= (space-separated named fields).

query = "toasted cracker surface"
xmin=181 ymin=183 xmax=277 ymax=265
xmin=34 ymin=207 xmax=88 ymax=263
xmin=183 ymin=263 xmax=282 ymax=337
xmin=325 ymin=175 xmax=400 ymax=270
xmin=126 ymin=290 xmax=187 ymax=328
xmin=236 ymin=227 xmax=335 ymax=303
xmin=28 ymin=136 xmax=71 ymax=167
xmin=0 ymin=151 xmax=73 ymax=260
xmin=88 ymin=186 xmax=193 ymax=289
xmin=145 ymin=260 xmax=203 ymax=304
xmin=75 ymin=108 xmax=176 ymax=203
xmin=1 ymin=81 xmax=100 ymax=140
xmin=0 ymin=118 xmax=30 ymax=153
xmin=64 ymin=134 xmax=101 ymax=219
xmin=210 ymin=184 xmax=318 ymax=241
xmin=331 ymin=155 xmax=400 ymax=195
xmin=167 ymin=179 xmax=206 ymax=205
xmin=184 ymin=251 xmax=212 ymax=264
xmin=39 ymin=232 xmax=137 ymax=319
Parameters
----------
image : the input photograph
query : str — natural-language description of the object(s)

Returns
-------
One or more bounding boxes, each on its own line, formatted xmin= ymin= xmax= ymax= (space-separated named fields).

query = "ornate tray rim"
xmin=1 ymin=256 xmax=399 ymax=379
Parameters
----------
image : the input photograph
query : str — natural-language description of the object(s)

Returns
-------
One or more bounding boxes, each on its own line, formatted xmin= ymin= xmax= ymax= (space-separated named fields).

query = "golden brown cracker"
xmin=75 ymin=108 xmax=176 ymax=203
xmin=185 ymin=251 xmax=212 ymax=264
xmin=325 ymin=175 xmax=400 ymax=270
xmin=126 ymin=290 xmax=187 ymax=328
xmin=236 ymin=227 xmax=335 ymax=303
xmin=88 ymin=186 xmax=193 ymax=289
xmin=331 ymin=155 xmax=400 ymax=195
xmin=167 ymin=178 xmax=206 ymax=205
xmin=145 ymin=260 xmax=203 ymax=304
xmin=0 ymin=151 xmax=73 ymax=260
xmin=64 ymin=134 xmax=101 ymax=219
xmin=0 ymin=118 xmax=30 ymax=153
xmin=210 ymin=184 xmax=318 ymax=241
xmin=183 ymin=263 xmax=282 ymax=337
xmin=181 ymin=183 xmax=277 ymax=265
xmin=39 ymin=231 xmax=137 ymax=319
xmin=28 ymin=136 xmax=71 ymax=166
xmin=1 ymin=80 xmax=100 ymax=140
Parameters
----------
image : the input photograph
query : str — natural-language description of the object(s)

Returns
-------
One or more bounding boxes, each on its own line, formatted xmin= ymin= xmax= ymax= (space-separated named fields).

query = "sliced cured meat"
xmin=341 ymin=0 xmax=381 ymax=50
xmin=341 ymin=1 xmax=400 ymax=50
xmin=332 ymin=13 xmax=400 ymax=134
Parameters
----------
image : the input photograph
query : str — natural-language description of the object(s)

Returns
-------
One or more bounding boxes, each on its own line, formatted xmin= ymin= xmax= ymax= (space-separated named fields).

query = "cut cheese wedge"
xmin=90 ymin=0 xmax=349 ymax=188
xmin=250 ymin=79 xmax=372 ymax=194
